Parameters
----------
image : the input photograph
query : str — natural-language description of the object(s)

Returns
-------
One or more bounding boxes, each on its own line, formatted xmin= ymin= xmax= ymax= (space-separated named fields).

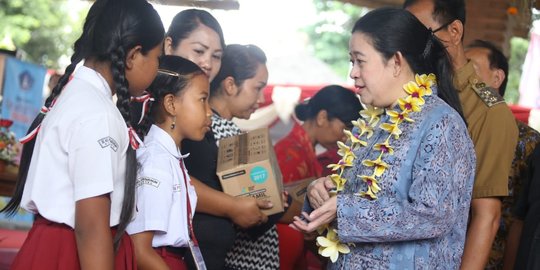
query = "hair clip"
xmin=157 ymin=69 xmax=180 ymax=77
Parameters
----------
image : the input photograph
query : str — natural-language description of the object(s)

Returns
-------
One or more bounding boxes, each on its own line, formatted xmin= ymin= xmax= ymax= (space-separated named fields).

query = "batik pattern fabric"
xmin=305 ymin=94 xmax=476 ymax=269
xmin=212 ymin=113 xmax=280 ymax=270
xmin=487 ymin=120 xmax=540 ymax=270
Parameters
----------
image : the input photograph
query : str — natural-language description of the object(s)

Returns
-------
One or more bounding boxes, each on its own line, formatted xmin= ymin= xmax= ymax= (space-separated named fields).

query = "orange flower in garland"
xmin=316 ymin=73 xmax=436 ymax=262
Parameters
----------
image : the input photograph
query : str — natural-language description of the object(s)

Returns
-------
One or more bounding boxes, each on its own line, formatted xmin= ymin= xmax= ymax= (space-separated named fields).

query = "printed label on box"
xmin=250 ymin=166 xmax=268 ymax=184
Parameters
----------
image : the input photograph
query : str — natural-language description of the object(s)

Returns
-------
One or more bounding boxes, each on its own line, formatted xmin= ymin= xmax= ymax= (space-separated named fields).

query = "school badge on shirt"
xmin=98 ymin=136 xmax=119 ymax=152
xmin=136 ymin=177 xmax=160 ymax=188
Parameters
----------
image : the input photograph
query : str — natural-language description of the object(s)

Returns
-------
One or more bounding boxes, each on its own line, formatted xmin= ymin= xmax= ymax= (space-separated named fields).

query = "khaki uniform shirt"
xmin=455 ymin=61 xmax=518 ymax=198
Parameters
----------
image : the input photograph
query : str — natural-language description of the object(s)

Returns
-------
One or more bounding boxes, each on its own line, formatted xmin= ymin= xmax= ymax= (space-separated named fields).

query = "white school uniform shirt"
xmin=20 ymin=66 xmax=129 ymax=228
xmin=127 ymin=125 xmax=197 ymax=248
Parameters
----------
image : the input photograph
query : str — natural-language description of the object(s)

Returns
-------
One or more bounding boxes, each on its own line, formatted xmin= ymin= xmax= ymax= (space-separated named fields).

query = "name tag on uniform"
xmin=188 ymin=240 xmax=207 ymax=270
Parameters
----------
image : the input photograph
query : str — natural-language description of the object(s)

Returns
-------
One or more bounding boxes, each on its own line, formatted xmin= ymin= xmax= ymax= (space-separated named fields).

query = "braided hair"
xmin=2 ymin=0 xmax=164 ymax=249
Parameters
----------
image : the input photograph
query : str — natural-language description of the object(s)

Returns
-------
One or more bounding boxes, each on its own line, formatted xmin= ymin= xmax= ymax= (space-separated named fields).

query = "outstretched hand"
xmin=290 ymin=196 xmax=337 ymax=234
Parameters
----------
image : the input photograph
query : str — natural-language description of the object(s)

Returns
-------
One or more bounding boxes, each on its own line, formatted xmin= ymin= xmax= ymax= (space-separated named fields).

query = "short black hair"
xmin=467 ymin=39 xmax=509 ymax=96
xmin=404 ymin=0 xmax=466 ymax=25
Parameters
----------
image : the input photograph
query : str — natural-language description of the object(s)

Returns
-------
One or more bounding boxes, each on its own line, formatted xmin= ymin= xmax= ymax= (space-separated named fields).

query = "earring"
xmin=171 ymin=116 xmax=176 ymax=130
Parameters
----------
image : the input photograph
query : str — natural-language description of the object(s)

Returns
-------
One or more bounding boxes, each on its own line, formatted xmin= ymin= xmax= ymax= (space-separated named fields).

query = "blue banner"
xmin=1 ymin=57 xmax=46 ymax=139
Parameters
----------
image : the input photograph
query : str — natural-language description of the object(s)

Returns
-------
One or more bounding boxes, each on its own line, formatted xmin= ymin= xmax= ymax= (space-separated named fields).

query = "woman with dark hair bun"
xmin=292 ymin=8 xmax=475 ymax=269
xmin=274 ymin=85 xmax=362 ymax=270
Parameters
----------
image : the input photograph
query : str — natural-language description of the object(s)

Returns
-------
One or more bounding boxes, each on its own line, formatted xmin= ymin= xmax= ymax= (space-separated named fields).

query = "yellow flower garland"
xmin=316 ymin=73 xmax=436 ymax=262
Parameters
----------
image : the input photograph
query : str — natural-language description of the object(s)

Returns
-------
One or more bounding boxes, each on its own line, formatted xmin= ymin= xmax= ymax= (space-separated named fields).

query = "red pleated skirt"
xmin=153 ymin=247 xmax=187 ymax=270
xmin=10 ymin=215 xmax=136 ymax=270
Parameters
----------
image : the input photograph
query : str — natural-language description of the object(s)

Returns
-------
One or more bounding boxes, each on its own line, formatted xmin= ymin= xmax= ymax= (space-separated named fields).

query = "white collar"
xmin=73 ymin=66 xmax=113 ymax=99
xmin=145 ymin=125 xmax=189 ymax=160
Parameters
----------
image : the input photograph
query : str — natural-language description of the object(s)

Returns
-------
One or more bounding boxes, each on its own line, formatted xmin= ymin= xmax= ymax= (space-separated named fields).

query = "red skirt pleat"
xmin=11 ymin=216 xmax=136 ymax=270
xmin=154 ymin=247 xmax=187 ymax=270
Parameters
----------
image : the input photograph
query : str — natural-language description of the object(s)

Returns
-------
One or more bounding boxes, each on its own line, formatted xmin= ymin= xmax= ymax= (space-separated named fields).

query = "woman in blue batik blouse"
xmin=291 ymin=8 xmax=476 ymax=270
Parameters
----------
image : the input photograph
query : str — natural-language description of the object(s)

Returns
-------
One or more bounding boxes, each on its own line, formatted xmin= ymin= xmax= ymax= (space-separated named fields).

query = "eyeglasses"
xmin=431 ymin=20 xmax=455 ymax=34
xmin=157 ymin=69 xmax=179 ymax=77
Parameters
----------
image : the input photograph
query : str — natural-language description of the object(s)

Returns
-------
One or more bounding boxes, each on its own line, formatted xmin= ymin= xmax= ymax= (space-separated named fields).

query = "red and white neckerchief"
xmin=130 ymin=92 xmax=154 ymax=125
xmin=19 ymin=98 xmax=58 ymax=144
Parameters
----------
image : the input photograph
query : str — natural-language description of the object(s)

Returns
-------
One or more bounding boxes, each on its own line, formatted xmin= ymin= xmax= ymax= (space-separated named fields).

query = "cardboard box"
xmin=284 ymin=177 xmax=315 ymax=203
xmin=217 ymin=128 xmax=284 ymax=215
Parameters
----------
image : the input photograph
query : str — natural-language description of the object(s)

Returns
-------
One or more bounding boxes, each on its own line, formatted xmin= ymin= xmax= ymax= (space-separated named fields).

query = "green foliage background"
xmin=0 ymin=0 xmax=87 ymax=69
xmin=303 ymin=1 xmax=366 ymax=78
xmin=505 ymin=37 xmax=529 ymax=104
xmin=303 ymin=0 xmax=533 ymax=103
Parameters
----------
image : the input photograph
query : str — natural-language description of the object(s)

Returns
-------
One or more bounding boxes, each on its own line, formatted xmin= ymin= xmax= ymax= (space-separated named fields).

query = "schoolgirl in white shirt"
xmin=127 ymin=55 xmax=211 ymax=270
xmin=0 ymin=0 xmax=164 ymax=269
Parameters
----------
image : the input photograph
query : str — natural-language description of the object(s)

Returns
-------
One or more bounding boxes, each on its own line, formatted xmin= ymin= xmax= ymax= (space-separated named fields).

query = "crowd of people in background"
xmin=1 ymin=0 xmax=539 ymax=269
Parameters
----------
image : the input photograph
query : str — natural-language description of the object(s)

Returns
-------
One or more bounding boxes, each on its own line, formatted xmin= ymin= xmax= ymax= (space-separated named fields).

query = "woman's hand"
xmin=307 ymin=176 xmax=335 ymax=209
xmin=228 ymin=196 xmax=272 ymax=229
xmin=290 ymin=196 xmax=337 ymax=234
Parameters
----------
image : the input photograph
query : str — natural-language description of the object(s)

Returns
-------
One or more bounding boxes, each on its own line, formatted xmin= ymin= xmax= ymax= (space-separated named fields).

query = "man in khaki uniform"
xmin=466 ymin=40 xmax=540 ymax=269
xmin=405 ymin=0 xmax=519 ymax=269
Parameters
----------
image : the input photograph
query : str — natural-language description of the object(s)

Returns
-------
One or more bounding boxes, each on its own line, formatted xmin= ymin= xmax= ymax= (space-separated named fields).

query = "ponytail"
xmin=423 ymin=32 xmax=466 ymax=123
